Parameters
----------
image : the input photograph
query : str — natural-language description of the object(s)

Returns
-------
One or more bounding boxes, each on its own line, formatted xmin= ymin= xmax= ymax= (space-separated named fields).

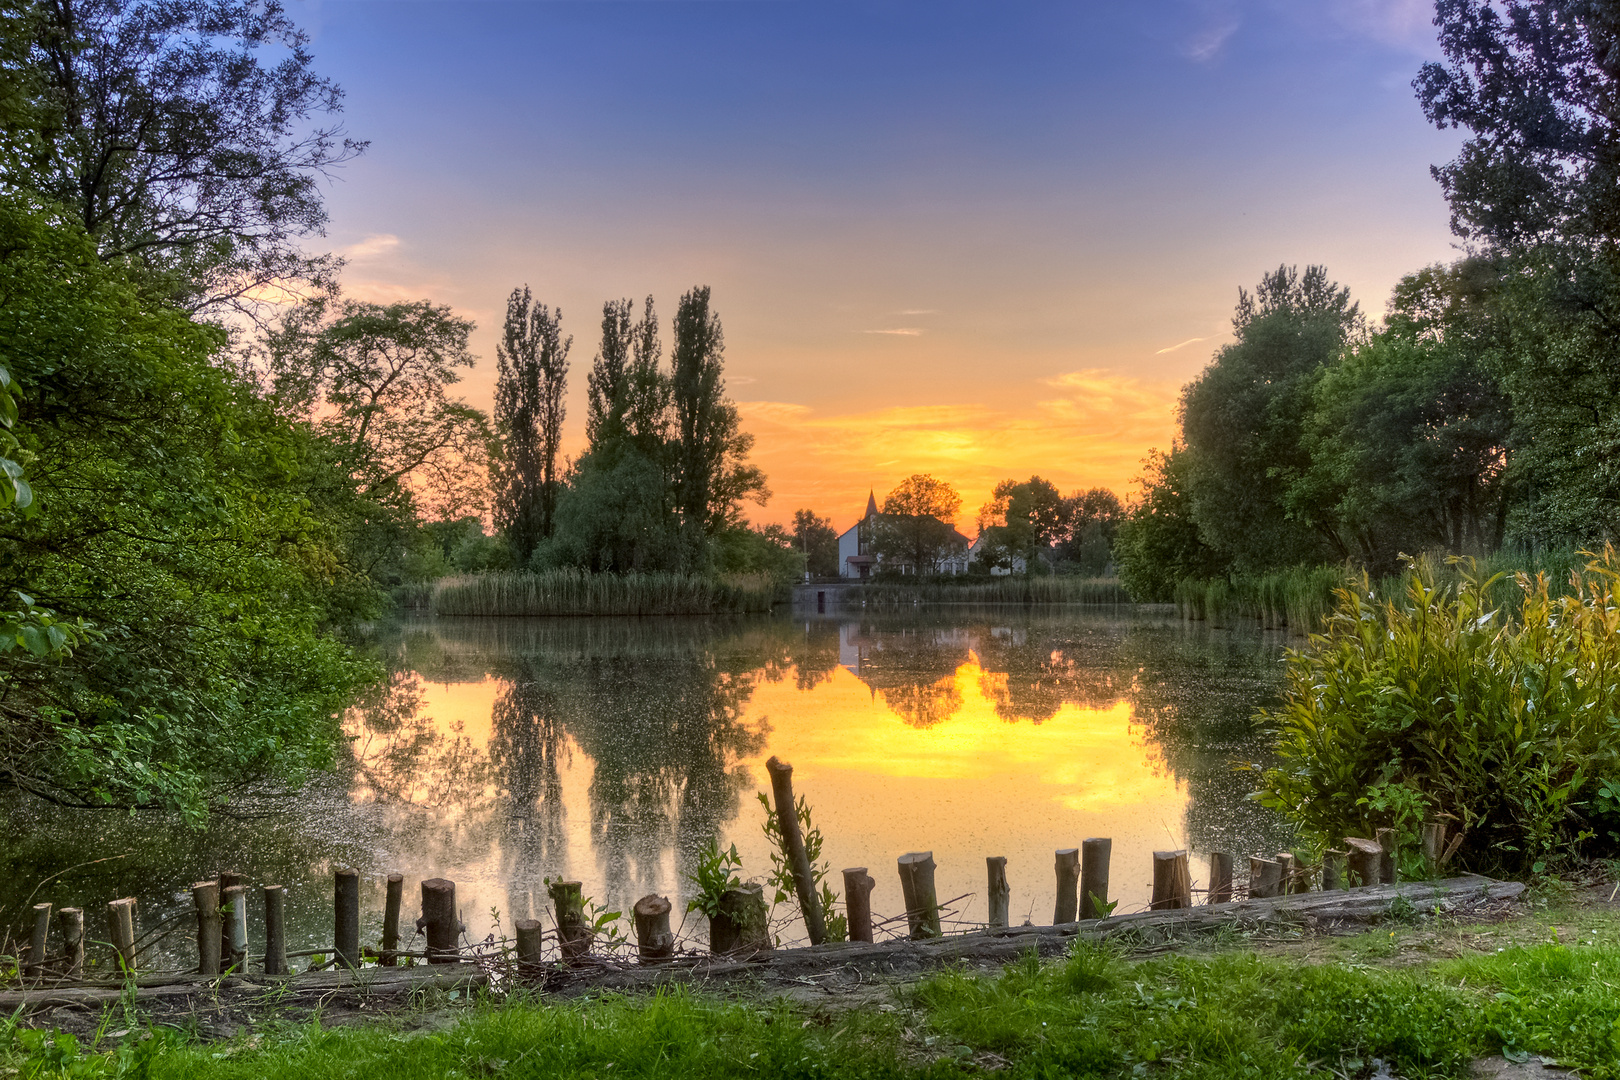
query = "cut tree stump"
xmin=1208 ymin=853 xmax=1233 ymax=904
xmin=262 ymin=886 xmax=287 ymax=976
xmin=710 ymin=883 xmax=769 ymax=957
xmin=381 ymin=873 xmax=404 ymax=967
xmin=1344 ymin=838 xmax=1384 ymax=889
xmin=986 ymin=857 xmax=1010 ymax=929
xmin=549 ymin=880 xmax=591 ymax=962
xmin=107 ymin=899 xmax=136 ymax=975
xmin=418 ymin=878 xmax=462 ymax=964
xmin=56 ymin=909 xmax=83 ymax=979
xmin=1151 ymin=851 xmax=1191 ymax=910
xmin=633 ymin=895 xmax=674 ymax=963
xmin=223 ymin=885 xmax=248 ymax=971
xmin=843 ymin=868 xmax=875 ymax=943
xmin=192 ymin=883 xmax=221 ymax=977
xmin=333 ymin=868 xmax=360 ymax=969
xmin=26 ymin=904 xmax=50 ymax=979
xmin=897 ymin=852 xmax=941 ymax=939
xmin=514 ymin=918 xmax=545 ymax=970
xmin=1054 ymin=848 xmax=1080 ymax=923
xmin=1080 ymin=838 xmax=1112 ymax=919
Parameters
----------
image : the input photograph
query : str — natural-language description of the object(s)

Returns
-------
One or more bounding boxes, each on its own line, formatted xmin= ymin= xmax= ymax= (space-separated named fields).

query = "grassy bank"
xmin=842 ymin=576 xmax=1129 ymax=609
xmin=428 ymin=570 xmax=779 ymax=616
xmin=8 ymin=913 xmax=1620 ymax=1079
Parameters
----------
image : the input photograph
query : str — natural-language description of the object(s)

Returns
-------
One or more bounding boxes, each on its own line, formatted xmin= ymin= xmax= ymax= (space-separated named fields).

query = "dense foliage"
xmin=0 ymin=195 xmax=372 ymax=817
xmin=1258 ymin=551 xmax=1620 ymax=872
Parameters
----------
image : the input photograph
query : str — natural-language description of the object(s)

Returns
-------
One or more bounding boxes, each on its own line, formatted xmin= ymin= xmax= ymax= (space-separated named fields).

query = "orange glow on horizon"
xmin=739 ymin=368 xmax=1180 ymax=530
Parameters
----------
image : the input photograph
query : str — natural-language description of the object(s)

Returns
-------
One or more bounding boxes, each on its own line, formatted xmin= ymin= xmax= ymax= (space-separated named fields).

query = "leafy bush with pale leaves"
xmin=1258 ymin=550 xmax=1620 ymax=873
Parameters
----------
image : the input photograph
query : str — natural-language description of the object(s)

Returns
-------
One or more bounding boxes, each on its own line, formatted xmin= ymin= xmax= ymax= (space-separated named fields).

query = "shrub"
xmin=1257 ymin=550 xmax=1620 ymax=872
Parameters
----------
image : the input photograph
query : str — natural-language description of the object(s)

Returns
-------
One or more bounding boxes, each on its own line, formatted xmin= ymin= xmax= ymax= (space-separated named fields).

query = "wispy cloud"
xmin=1185 ymin=17 xmax=1239 ymax=61
xmin=864 ymin=328 xmax=925 ymax=336
xmin=894 ymin=308 xmax=937 ymax=316
xmin=340 ymin=233 xmax=401 ymax=261
xmin=1154 ymin=336 xmax=1209 ymax=355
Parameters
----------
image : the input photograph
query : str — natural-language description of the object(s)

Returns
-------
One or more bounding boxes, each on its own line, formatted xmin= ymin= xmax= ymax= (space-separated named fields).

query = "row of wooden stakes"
xmin=13 ymin=822 xmax=1444 ymax=981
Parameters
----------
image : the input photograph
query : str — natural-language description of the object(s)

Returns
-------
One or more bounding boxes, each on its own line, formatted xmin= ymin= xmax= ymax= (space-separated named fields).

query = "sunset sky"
xmin=294 ymin=0 xmax=1464 ymax=532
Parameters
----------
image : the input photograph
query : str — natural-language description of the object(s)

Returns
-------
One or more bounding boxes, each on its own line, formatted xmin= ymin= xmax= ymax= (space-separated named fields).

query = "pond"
xmin=1 ymin=606 xmax=1296 ymax=972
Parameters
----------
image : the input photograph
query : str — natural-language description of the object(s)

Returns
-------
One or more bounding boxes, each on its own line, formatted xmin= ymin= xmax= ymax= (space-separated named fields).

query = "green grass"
xmin=845 ymin=576 xmax=1129 ymax=609
xmin=430 ymin=570 xmax=778 ymax=617
xmin=11 ymin=936 xmax=1620 ymax=1078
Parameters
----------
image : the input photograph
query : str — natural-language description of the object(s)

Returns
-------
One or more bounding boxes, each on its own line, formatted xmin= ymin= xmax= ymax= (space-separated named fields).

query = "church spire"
xmin=865 ymin=489 xmax=878 ymax=519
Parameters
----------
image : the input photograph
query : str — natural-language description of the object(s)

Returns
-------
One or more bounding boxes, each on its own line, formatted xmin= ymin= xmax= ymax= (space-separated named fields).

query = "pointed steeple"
xmin=864 ymin=489 xmax=878 ymax=519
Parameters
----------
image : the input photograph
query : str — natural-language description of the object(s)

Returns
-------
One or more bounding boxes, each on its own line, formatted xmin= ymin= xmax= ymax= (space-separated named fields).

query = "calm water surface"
xmin=2 ymin=606 xmax=1295 ymax=970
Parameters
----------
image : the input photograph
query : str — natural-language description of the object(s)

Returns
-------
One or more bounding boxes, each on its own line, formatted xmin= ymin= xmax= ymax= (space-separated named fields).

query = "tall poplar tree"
xmin=670 ymin=286 xmax=766 ymax=551
xmin=493 ymin=286 xmax=569 ymax=564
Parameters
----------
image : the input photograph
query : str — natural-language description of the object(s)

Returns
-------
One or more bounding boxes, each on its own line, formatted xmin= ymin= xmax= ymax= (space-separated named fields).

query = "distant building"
xmin=965 ymin=532 xmax=1026 ymax=575
xmin=836 ymin=492 xmax=972 ymax=578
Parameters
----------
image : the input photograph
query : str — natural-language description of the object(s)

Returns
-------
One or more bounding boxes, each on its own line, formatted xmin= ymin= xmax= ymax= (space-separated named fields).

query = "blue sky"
xmin=288 ymin=0 xmax=1464 ymax=524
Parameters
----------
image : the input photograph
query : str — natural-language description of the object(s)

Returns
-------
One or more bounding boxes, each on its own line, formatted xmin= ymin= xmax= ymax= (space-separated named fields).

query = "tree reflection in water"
xmin=0 ymin=608 xmax=1292 ymax=970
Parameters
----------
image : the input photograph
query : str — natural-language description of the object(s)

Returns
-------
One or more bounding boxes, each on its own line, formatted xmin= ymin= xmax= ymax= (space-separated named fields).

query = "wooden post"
xmin=709 ymin=882 xmax=769 ymax=956
xmin=1421 ymin=822 xmax=1445 ymax=871
xmin=217 ymin=871 xmax=245 ymax=967
xmin=106 ymin=898 xmax=136 ymax=975
xmin=1321 ymin=850 xmax=1346 ymax=891
xmin=986 ymin=857 xmax=1010 ymax=929
xmin=1275 ymin=853 xmax=1296 ymax=894
xmin=223 ymin=885 xmax=248 ymax=971
xmin=1248 ymin=857 xmax=1278 ymax=899
xmin=632 ymin=894 xmax=674 ymax=962
xmin=548 ymin=880 xmax=590 ymax=961
xmin=193 ymin=882 xmax=221 ymax=976
xmin=514 ymin=918 xmax=545 ymax=970
xmin=1289 ymin=856 xmax=1312 ymax=894
xmin=765 ymin=756 xmax=827 ymax=945
xmin=262 ymin=885 xmax=287 ymax=976
xmin=843 ymin=867 xmax=875 ymax=943
xmin=897 ymin=852 xmax=941 ymax=939
xmin=1344 ymin=837 xmax=1382 ymax=888
xmin=418 ymin=878 xmax=461 ymax=964
xmin=1375 ymin=828 xmax=1398 ymax=884
xmin=1151 ymin=850 xmax=1191 ymax=910
xmin=381 ymin=873 xmax=403 ymax=967
xmin=333 ymin=867 xmax=360 ymax=969
xmin=26 ymin=903 xmax=50 ymax=979
xmin=1079 ymin=838 xmax=1112 ymax=919
xmin=1208 ymin=852 xmax=1233 ymax=904
xmin=1053 ymin=848 xmax=1080 ymax=923
xmin=56 ymin=908 xmax=83 ymax=978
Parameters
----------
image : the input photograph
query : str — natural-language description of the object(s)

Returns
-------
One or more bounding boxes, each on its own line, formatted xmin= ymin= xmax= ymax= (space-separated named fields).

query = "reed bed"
xmin=1175 ymin=565 xmax=1342 ymax=633
xmin=1175 ymin=549 xmax=1590 ymax=635
xmin=430 ymin=570 xmax=777 ymax=617
xmin=843 ymin=576 xmax=1129 ymax=609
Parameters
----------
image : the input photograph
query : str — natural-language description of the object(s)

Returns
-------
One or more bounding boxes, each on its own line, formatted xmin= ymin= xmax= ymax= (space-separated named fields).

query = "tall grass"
xmin=1175 ymin=566 xmax=1340 ymax=634
xmin=430 ymin=570 xmax=777 ymax=617
xmin=842 ymin=576 xmax=1129 ymax=609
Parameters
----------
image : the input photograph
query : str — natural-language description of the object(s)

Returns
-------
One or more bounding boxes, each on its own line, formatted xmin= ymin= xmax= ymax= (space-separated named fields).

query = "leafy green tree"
xmin=791 ymin=510 xmax=838 ymax=578
xmin=876 ymin=474 xmax=966 ymax=574
xmin=1059 ymin=488 xmax=1124 ymax=575
xmin=978 ymin=476 xmax=1066 ymax=570
xmin=1292 ymin=263 xmax=1513 ymax=573
xmin=1180 ymin=265 xmax=1365 ymax=573
xmin=671 ymin=286 xmax=767 ymax=552
xmin=18 ymin=0 xmax=364 ymax=313
xmin=0 ymin=193 xmax=371 ymax=817
xmin=493 ymin=287 xmax=569 ymax=564
xmin=1113 ymin=447 xmax=1224 ymax=602
xmin=1416 ymin=2 xmax=1620 ymax=540
xmin=265 ymin=298 xmax=492 ymax=525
